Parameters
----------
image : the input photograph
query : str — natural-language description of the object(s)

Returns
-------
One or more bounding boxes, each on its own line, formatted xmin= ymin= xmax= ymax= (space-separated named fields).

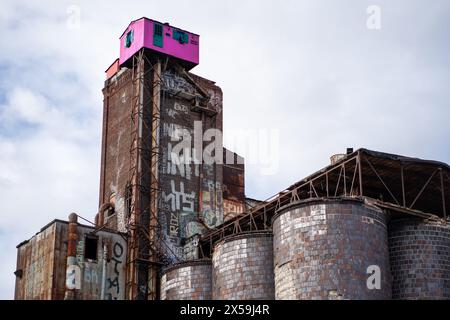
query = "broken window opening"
xmin=125 ymin=30 xmax=134 ymax=48
xmin=84 ymin=235 xmax=98 ymax=261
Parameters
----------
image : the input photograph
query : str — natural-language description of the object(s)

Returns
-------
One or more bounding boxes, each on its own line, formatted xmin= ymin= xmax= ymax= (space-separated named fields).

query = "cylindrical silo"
xmin=212 ymin=231 xmax=275 ymax=300
xmin=160 ymin=259 xmax=212 ymax=300
xmin=389 ymin=219 xmax=450 ymax=299
xmin=272 ymin=198 xmax=391 ymax=300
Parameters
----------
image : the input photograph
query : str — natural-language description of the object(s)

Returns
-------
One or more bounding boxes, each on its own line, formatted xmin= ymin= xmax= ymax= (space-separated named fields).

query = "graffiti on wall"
xmin=158 ymin=70 xmax=224 ymax=259
xmin=106 ymin=241 xmax=124 ymax=300
xmin=160 ymin=128 xmax=224 ymax=242
xmin=166 ymin=142 xmax=200 ymax=180
xmin=180 ymin=212 xmax=204 ymax=239
xmin=108 ymin=184 xmax=126 ymax=233
xmin=66 ymin=264 xmax=81 ymax=290
xmin=167 ymin=102 xmax=190 ymax=119
xmin=201 ymin=179 xmax=223 ymax=228
xmin=207 ymin=88 xmax=222 ymax=112
xmin=162 ymin=122 xmax=201 ymax=181
xmin=163 ymin=180 xmax=196 ymax=212
xmin=161 ymin=113 xmax=199 ymax=249
xmin=163 ymin=70 xmax=196 ymax=96
xmin=83 ymin=266 xmax=99 ymax=284
xmin=162 ymin=180 xmax=196 ymax=242
xmin=76 ymin=240 xmax=84 ymax=265
xmin=26 ymin=253 xmax=46 ymax=297
xmin=223 ymin=199 xmax=245 ymax=221
xmin=70 ymin=237 xmax=126 ymax=300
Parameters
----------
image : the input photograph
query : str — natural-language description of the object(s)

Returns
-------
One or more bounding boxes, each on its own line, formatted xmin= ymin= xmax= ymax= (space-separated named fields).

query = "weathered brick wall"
xmin=212 ymin=231 xmax=275 ymax=300
xmin=160 ymin=260 xmax=212 ymax=300
xmin=100 ymin=64 xmax=235 ymax=261
xmin=272 ymin=199 xmax=392 ymax=300
xmin=99 ymin=69 xmax=133 ymax=233
xmin=157 ymin=68 xmax=225 ymax=261
xmin=389 ymin=219 xmax=450 ymax=299
xmin=222 ymin=148 xmax=245 ymax=222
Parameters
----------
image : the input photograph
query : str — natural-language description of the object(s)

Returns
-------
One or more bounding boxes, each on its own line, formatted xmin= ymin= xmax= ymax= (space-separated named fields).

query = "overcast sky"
xmin=1 ymin=0 xmax=449 ymax=299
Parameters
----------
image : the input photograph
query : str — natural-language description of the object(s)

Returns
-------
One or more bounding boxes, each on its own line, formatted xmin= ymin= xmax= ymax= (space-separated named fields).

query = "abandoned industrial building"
xmin=14 ymin=17 xmax=450 ymax=300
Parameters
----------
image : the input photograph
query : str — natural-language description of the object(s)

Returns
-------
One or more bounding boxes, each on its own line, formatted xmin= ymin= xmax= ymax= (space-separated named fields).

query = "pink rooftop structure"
xmin=106 ymin=18 xmax=200 ymax=79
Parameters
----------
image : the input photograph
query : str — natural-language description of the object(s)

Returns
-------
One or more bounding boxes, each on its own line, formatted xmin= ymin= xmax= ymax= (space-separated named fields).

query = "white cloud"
xmin=6 ymin=88 xmax=48 ymax=124
xmin=0 ymin=0 xmax=449 ymax=299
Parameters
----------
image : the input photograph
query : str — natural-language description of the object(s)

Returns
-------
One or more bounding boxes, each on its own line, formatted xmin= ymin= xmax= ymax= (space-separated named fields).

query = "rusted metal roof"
xmin=119 ymin=17 xmax=200 ymax=39
xmin=199 ymin=148 xmax=450 ymax=257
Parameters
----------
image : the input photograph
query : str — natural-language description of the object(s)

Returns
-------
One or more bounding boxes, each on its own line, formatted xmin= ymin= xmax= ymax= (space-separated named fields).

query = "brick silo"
xmin=160 ymin=260 xmax=212 ymax=300
xmin=272 ymin=199 xmax=392 ymax=299
xmin=389 ymin=219 xmax=450 ymax=299
xmin=212 ymin=231 xmax=275 ymax=300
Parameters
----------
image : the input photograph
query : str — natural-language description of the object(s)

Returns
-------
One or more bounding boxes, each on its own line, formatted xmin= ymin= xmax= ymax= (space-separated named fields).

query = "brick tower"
xmin=97 ymin=18 xmax=245 ymax=300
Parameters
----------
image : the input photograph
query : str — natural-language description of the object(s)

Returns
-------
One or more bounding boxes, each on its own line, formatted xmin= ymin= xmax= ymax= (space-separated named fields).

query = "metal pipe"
xmin=99 ymin=93 xmax=110 ymax=214
xmin=358 ymin=151 xmax=363 ymax=197
xmin=401 ymin=165 xmax=406 ymax=206
xmin=100 ymin=243 xmax=107 ymax=300
xmin=439 ymin=168 xmax=446 ymax=218
xmin=148 ymin=58 xmax=162 ymax=300
xmin=343 ymin=163 xmax=347 ymax=196
xmin=64 ymin=213 xmax=78 ymax=300
xmin=410 ymin=168 xmax=439 ymax=209
xmin=365 ymin=156 xmax=400 ymax=205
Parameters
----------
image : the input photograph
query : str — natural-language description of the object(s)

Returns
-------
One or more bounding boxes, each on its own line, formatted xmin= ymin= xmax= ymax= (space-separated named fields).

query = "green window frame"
xmin=153 ymin=23 xmax=163 ymax=47
xmin=173 ymin=29 xmax=189 ymax=44
xmin=125 ymin=30 xmax=133 ymax=48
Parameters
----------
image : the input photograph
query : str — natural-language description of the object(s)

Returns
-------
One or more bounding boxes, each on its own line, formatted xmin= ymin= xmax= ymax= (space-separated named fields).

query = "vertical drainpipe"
xmin=64 ymin=213 xmax=78 ymax=300
xmin=198 ymin=112 xmax=205 ymax=225
xmin=99 ymin=89 xmax=109 ymax=216
xmin=100 ymin=243 xmax=107 ymax=300
xmin=148 ymin=59 xmax=161 ymax=300
xmin=98 ymin=205 xmax=105 ymax=228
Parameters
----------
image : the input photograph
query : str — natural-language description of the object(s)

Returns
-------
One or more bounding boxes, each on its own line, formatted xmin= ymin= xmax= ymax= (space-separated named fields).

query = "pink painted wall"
xmin=119 ymin=19 xmax=145 ymax=65
xmin=119 ymin=18 xmax=199 ymax=67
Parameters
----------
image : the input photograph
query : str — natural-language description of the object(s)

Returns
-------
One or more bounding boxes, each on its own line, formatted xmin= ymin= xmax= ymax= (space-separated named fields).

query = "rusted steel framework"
xmin=199 ymin=149 xmax=450 ymax=257
xmin=125 ymin=49 xmax=167 ymax=300
xmin=124 ymin=49 xmax=218 ymax=299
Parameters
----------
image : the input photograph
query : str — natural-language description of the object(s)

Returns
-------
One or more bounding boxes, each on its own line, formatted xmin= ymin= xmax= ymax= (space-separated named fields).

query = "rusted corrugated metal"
xmin=14 ymin=222 xmax=56 ymax=299
xmin=14 ymin=219 xmax=127 ymax=300
xmin=53 ymin=221 xmax=68 ymax=299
